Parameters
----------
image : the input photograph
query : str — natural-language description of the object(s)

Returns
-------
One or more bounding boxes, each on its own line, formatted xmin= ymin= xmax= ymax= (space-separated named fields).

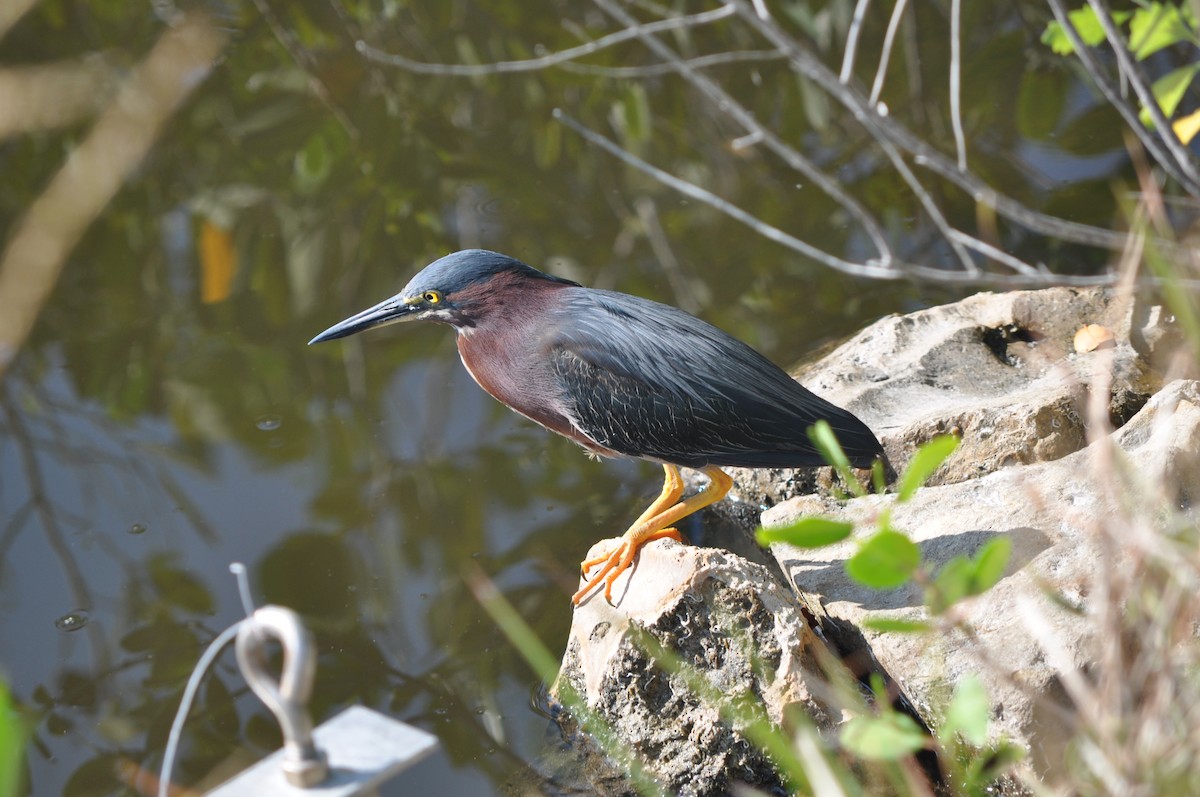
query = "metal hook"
xmin=235 ymin=606 xmax=329 ymax=787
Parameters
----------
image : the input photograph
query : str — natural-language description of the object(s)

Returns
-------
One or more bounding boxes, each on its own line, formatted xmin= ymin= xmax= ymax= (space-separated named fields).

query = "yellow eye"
xmin=423 ymin=291 xmax=441 ymax=304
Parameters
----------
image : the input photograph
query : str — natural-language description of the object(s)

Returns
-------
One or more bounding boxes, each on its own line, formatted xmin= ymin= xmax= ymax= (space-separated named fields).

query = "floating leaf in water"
xmin=199 ymin=220 xmax=236 ymax=304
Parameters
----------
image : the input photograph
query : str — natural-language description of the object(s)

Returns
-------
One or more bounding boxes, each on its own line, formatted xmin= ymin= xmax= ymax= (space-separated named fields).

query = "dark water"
xmin=0 ymin=2 xmax=1142 ymax=794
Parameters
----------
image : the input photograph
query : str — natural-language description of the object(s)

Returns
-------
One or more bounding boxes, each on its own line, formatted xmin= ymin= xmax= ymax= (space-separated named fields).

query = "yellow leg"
xmin=571 ymin=465 xmax=733 ymax=605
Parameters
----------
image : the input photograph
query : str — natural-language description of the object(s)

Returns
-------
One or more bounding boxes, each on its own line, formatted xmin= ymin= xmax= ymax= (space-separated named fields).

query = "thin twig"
xmin=946 ymin=230 xmax=1040 ymax=277
xmin=553 ymin=109 xmax=1120 ymax=287
xmin=729 ymin=0 xmax=1140 ymax=252
xmin=554 ymin=109 xmax=894 ymax=279
xmin=591 ymin=0 xmax=895 ymax=267
xmin=356 ymin=6 xmax=735 ymax=74
xmin=840 ymin=0 xmax=872 ymax=84
xmin=949 ymin=0 xmax=967 ymax=170
xmin=875 ymin=133 xmax=980 ymax=275
xmin=870 ymin=0 xmax=909 ymax=106
xmin=557 ymin=48 xmax=783 ymax=78
xmin=635 ymin=197 xmax=704 ymax=313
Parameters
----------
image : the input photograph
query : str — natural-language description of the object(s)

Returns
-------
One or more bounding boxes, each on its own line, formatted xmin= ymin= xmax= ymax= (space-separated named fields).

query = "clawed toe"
xmin=570 ymin=527 xmax=683 ymax=605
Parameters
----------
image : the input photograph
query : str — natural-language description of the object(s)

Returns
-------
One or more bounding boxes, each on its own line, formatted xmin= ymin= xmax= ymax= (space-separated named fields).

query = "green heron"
xmin=310 ymin=250 xmax=883 ymax=604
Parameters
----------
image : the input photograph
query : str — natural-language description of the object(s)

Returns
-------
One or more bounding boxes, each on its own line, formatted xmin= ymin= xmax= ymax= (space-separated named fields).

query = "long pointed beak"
xmin=308 ymin=295 xmax=420 ymax=345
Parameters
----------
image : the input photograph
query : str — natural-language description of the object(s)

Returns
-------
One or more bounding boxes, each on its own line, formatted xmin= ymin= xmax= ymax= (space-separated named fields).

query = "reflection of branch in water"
xmin=0 ymin=388 xmax=109 ymax=674
xmin=0 ymin=12 xmax=226 ymax=377
xmin=0 ymin=498 xmax=33 ymax=566
xmin=25 ymin=381 xmax=218 ymax=544
xmin=0 ymin=0 xmax=38 ymax=39
xmin=251 ymin=0 xmax=359 ymax=142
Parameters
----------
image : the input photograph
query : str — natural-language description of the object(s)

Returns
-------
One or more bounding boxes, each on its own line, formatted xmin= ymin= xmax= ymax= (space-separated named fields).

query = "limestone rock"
xmin=760 ymin=379 xmax=1200 ymax=769
xmin=731 ymin=287 xmax=1155 ymax=508
xmin=551 ymin=540 xmax=834 ymax=797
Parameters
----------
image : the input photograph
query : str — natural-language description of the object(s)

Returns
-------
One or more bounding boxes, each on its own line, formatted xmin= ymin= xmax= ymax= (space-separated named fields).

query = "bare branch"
xmin=874 ymin=134 xmax=980 ymax=275
xmin=356 ymin=6 xmax=735 ymax=74
xmin=591 ymin=0 xmax=895 ymax=267
xmin=949 ymin=0 xmax=967 ymax=170
xmin=840 ymin=0 xmax=872 ymax=84
xmin=553 ymin=109 xmax=1119 ymax=287
xmin=553 ymin=109 xmax=896 ymax=280
xmin=557 ymin=48 xmax=784 ymax=78
xmin=870 ymin=0 xmax=909 ymax=106
xmin=729 ymin=0 xmax=1138 ymax=253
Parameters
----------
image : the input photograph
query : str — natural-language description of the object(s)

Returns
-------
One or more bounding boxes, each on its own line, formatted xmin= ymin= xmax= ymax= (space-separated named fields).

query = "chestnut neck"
xmin=447 ymin=269 xmax=573 ymax=333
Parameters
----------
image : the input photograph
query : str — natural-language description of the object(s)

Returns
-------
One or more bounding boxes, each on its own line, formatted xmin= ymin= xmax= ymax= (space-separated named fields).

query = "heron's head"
xmin=308 ymin=249 xmax=579 ymax=344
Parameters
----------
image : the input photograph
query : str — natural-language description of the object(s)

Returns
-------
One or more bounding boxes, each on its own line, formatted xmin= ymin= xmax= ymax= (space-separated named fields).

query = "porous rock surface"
xmin=551 ymin=286 xmax=1195 ymax=792
xmin=763 ymin=378 xmax=1200 ymax=771
xmin=551 ymin=541 xmax=834 ymax=797
xmin=731 ymin=287 xmax=1154 ymax=504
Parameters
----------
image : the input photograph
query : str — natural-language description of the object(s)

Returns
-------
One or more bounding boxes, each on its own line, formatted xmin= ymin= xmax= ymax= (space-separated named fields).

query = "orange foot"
xmin=570 ymin=526 xmax=683 ymax=605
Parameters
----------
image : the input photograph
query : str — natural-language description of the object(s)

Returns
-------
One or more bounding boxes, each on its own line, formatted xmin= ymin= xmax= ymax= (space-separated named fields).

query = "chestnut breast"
xmin=453 ymin=277 xmax=619 ymax=457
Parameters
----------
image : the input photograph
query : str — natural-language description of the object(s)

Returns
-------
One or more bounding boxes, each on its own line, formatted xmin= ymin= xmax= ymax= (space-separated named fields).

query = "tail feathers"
xmin=825 ymin=416 xmax=885 ymax=468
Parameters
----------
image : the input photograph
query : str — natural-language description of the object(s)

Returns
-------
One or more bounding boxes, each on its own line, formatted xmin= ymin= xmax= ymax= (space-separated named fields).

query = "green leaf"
xmin=929 ymin=555 xmax=972 ymax=613
xmin=808 ymin=419 xmax=852 ymax=471
xmin=971 ymin=536 xmax=1013 ymax=594
xmin=1139 ymin=63 xmax=1200 ymax=127
xmin=897 ymin=434 xmax=959 ymax=502
xmin=0 ymin=682 xmax=23 ymax=797
xmin=841 ymin=712 xmax=928 ymax=760
xmin=940 ymin=676 xmax=990 ymax=746
xmin=757 ymin=517 xmax=854 ymax=548
xmin=861 ymin=617 xmax=932 ymax=633
xmin=1130 ymin=2 xmax=1195 ymax=60
xmin=1042 ymin=8 xmax=1132 ymax=55
xmin=928 ymin=536 xmax=1014 ymax=612
xmin=870 ymin=459 xmax=887 ymax=494
xmin=807 ymin=420 xmax=866 ymax=497
xmin=846 ymin=530 xmax=920 ymax=589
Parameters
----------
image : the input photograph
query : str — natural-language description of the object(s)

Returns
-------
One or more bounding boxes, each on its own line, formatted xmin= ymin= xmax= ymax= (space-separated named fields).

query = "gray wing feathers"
xmin=547 ymin=291 xmax=881 ymax=468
